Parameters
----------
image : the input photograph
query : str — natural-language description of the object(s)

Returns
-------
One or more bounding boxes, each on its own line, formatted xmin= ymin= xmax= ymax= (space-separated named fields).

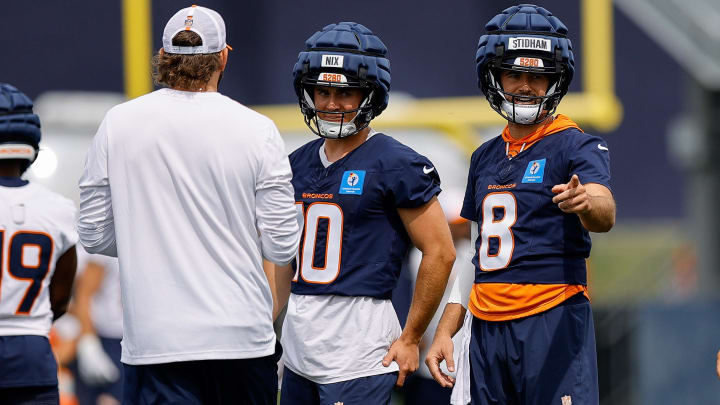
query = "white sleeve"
xmin=48 ymin=194 xmax=79 ymax=256
xmin=255 ymin=123 xmax=301 ymax=265
xmin=77 ymin=116 xmax=117 ymax=257
xmin=447 ymin=221 xmax=478 ymax=308
xmin=58 ymin=198 xmax=79 ymax=254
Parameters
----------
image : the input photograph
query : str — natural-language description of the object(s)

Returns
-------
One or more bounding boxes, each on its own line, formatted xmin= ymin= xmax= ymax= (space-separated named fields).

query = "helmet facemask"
xmin=483 ymin=52 xmax=567 ymax=125
xmin=486 ymin=70 xmax=564 ymax=125
xmin=299 ymin=73 xmax=375 ymax=139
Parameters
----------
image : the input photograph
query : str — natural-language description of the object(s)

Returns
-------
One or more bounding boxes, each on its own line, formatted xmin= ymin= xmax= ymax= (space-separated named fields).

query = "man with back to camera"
xmin=274 ymin=22 xmax=456 ymax=405
xmin=0 ymin=83 xmax=78 ymax=404
xmin=77 ymin=5 xmax=300 ymax=404
xmin=425 ymin=4 xmax=616 ymax=405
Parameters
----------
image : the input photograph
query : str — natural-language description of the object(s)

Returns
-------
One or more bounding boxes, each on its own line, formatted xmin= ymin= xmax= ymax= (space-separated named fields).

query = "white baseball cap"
xmin=162 ymin=5 xmax=231 ymax=54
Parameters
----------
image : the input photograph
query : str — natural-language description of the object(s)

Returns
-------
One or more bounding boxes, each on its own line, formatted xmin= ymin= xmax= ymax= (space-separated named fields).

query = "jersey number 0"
xmin=294 ymin=202 xmax=343 ymax=284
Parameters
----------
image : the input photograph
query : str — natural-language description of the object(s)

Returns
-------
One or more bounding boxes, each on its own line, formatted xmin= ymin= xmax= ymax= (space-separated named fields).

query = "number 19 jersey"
xmin=0 ymin=179 xmax=78 ymax=337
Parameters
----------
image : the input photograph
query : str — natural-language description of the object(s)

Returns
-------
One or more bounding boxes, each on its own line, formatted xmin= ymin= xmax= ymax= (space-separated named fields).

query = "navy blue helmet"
xmin=0 ymin=83 xmax=41 ymax=172
xmin=293 ymin=22 xmax=391 ymax=138
xmin=476 ymin=4 xmax=574 ymax=124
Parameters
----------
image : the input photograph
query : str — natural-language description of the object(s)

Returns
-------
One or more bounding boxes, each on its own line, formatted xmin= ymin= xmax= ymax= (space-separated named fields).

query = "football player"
xmin=426 ymin=5 xmax=616 ymax=405
xmin=277 ymin=22 xmax=456 ymax=405
xmin=0 ymin=83 xmax=78 ymax=404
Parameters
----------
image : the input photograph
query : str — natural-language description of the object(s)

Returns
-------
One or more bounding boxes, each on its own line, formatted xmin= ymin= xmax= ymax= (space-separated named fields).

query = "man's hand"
xmin=425 ymin=334 xmax=456 ymax=388
xmin=551 ymin=174 xmax=615 ymax=232
xmin=382 ymin=336 xmax=419 ymax=387
xmin=76 ymin=334 xmax=120 ymax=385
xmin=551 ymin=174 xmax=590 ymax=214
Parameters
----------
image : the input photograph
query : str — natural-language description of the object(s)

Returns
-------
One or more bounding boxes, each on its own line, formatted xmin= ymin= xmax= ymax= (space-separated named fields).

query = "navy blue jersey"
xmin=289 ymin=133 xmax=441 ymax=299
xmin=461 ymin=127 xmax=611 ymax=285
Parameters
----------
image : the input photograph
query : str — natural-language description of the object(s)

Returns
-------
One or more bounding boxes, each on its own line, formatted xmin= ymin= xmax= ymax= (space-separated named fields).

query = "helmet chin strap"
xmin=501 ymin=101 xmax=545 ymax=125
xmin=317 ymin=119 xmax=358 ymax=139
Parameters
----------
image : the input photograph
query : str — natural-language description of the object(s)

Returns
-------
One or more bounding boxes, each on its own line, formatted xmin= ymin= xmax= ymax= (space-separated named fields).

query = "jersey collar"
xmin=319 ymin=129 xmax=378 ymax=168
xmin=501 ymin=114 xmax=581 ymax=158
xmin=0 ymin=176 xmax=29 ymax=187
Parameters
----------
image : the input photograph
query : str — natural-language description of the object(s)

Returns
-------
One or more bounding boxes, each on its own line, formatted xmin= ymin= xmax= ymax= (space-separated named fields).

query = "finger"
xmin=569 ymin=174 xmax=580 ymax=188
xmin=433 ymin=371 xmax=454 ymax=388
xmin=559 ymin=197 xmax=582 ymax=212
xmin=396 ymin=369 xmax=408 ymax=387
xmin=551 ymin=184 xmax=566 ymax=195
xmin=552 ymin=189 xmax=574 ymax=204
xmin=446 ymin=351 xmax=456 ymax=373
xmin=433 ymin=368 xmax=455 ymax=388
xmin=426 ymin=357 xmax=443 ymax=382
xmin=557 ymin=202 xmax=573 ymax=213
xmin=382 ymin=349 xmax=395 ymax=367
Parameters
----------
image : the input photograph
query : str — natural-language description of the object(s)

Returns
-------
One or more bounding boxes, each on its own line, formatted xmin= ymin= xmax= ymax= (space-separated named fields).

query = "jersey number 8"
xmin=294 ymin=202 xmax=343 ymax=284
xmin=479 ymin=192 xmax=517 ymax=271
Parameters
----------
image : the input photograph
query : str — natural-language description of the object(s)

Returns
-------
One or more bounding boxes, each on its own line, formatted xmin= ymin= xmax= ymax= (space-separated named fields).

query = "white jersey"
xmin=77 ymin=248 xmax=122 ymax=339
xmin=0 ymin=179 xmax=77 ymax=337
xmin=281 ymin=294 xmax=401 ymax=384
xmin=77 ymin=89 xmax=300 ymax=365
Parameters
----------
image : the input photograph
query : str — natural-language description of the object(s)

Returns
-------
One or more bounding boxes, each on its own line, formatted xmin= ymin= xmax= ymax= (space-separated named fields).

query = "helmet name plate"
xmin=508 ymin=37 xmax=551 ymax=52
xmin=321 ymin=54 xmax=344 ymax=68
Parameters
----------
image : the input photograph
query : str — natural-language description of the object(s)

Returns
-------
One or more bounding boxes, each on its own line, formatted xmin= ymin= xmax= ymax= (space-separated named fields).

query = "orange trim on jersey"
xmin=501 ymin=114 xmax=582 ymax=158
xmin=292 ymin=202 xmax=304 ymax=282
xmin=299 ymin=202 xmax=344 ymax=285
xmin=486 ymin=236 xmax=501 ymax=257
xmin=468 ymin=283 xmax=588 ymax=321
xmin=480 ymin=192 xmax=517 ymax=271
xmin=310 ymin=216 xmax=331 ymax=270
xmin=7 ymin=231 xmax=54 ymax=315
xmin=491 ymin=205 xmax=505 ymax=223
xmin=22 ymin=243 xmax=42 ymax=269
